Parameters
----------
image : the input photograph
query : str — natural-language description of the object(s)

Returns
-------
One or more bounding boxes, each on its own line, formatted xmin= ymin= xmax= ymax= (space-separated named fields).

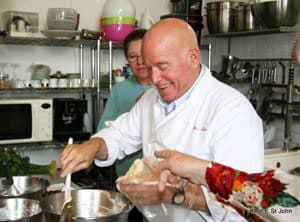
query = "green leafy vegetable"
xmin=0 ymin=148 xmax=57 ymax=177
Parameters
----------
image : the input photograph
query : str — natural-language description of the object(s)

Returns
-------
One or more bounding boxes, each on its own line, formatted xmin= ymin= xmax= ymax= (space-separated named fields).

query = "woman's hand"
xmin=117 ymin=161 xmax=209 ymax=212
xmin=144 ymin=150 xmax=209 ymax=191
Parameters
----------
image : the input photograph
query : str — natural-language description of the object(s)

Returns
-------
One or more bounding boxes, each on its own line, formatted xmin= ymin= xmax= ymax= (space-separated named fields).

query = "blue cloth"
xmin=97 ymin=76 xmax=152 ymax=176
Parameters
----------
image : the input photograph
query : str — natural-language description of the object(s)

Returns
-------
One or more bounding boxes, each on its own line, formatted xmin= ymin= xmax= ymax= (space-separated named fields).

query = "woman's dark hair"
xmin=123 ymin=28 xmax=147 ymax=57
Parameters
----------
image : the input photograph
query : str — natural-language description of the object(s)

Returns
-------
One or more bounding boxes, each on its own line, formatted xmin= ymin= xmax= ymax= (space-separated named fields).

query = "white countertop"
xmin=264 ymin=148 xmax=300 ymax=173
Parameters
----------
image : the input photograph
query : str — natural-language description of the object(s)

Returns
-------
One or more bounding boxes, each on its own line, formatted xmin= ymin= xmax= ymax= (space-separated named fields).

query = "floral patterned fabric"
xmin=205 ymin=163 xmax=300 ymax=220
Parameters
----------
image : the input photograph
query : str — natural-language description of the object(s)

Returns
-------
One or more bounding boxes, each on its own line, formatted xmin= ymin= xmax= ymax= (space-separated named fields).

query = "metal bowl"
xmin=251 ymin=0 xmax=300 ymax=28
xmin=0 ymin=198 xmax=43 ymax=222
xmin=0 ymin=176 xmax=49 ymax=200
xmin=40 ymin=189 xmax=133 ymax=222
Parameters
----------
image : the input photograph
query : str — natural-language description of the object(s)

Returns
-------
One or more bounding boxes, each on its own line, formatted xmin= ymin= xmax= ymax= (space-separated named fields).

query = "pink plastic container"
xmin=103 ymin=23 xmax=135 ymax=42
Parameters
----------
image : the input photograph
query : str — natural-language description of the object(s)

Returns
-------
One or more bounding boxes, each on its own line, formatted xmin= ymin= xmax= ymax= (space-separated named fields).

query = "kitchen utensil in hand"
xmin=60 ymin=137 xmax=75 ymax=222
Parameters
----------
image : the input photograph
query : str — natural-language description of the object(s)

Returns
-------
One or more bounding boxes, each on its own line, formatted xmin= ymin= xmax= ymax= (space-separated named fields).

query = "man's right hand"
xmin=60 ymin=137 xmax=108 ymax=177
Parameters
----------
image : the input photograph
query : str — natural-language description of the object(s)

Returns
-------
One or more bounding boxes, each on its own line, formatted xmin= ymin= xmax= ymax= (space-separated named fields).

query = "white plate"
xmin=41 ymin=30 xmax=80 ymax=39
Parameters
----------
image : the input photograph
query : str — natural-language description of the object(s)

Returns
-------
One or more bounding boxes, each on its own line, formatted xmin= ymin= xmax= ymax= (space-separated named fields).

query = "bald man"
xmin=60 ymin=18 xmax=264 ymax=222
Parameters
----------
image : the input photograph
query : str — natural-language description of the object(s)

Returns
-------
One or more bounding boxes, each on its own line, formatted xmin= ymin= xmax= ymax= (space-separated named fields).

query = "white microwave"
xmin=0 ymin=99 xmax=53 ymax=144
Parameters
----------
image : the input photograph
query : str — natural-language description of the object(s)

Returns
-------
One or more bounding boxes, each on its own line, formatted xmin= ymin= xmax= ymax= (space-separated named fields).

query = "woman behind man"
xmin=97 ymin=28 xmax=152 ymax=177
xmin=97 ymin=29 xmax=152 ymax=222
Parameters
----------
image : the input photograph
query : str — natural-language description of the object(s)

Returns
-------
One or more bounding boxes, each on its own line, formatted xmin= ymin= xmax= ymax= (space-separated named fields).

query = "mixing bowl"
xmin=102 ymin=0 xmax=136 ymax=18
xmin=40 ymin=189 xmax=133 ymax=222
xmin=0 ymin=176 xmax=49 ymax=200
xmin=102 ymin=16 xmax=136 ymax=42
xmin=0 ymin=198 xmax=43 ymax=222
xmin=103 ymin=23 xmax=135 ymax=42
xmin=47 ymin=8 xmax=78 ymax=30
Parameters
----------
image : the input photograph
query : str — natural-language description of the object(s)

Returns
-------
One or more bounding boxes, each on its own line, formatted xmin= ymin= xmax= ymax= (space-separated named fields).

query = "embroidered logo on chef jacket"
xmin=193 ymin=125 xmax=207 ymax=131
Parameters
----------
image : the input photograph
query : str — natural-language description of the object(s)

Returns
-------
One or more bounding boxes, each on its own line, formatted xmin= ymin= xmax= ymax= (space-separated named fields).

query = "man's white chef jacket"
xmin=93 ymin=64 xmax=264 ymax=222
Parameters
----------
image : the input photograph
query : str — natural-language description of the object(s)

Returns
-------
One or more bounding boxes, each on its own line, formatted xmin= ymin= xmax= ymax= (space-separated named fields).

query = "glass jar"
xmin=0 ymin=73 xmax=9 ymax=89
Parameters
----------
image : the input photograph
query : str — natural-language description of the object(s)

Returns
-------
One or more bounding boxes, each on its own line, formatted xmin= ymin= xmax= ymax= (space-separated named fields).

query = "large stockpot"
xmin=41 ymin=189 xmax=133 ymax=222
xmin=237 ymin=4 xmax=257 ymax=31
xmin=0 ymin=198 xmax=43 ymax=222
xmin=251 ymin=0 xmax=300 ymax=28
xmin=206 ymin=1 xmax=241 ymax=34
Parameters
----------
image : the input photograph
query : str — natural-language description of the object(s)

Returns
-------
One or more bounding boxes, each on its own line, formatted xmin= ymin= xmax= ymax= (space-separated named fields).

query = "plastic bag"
xmin=116 ymin=158 xmax=200 ymax=221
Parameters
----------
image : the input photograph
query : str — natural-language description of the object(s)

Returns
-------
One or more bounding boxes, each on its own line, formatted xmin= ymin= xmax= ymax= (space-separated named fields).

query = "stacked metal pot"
xmin=206 ymin=0 xmax=300 ymax=34
xmin=0 ymin=158 xmax=132 ymax=221
xmin=251 ymin=0 xmax=299 ymax=29
xmin=0 ymin=177 xmax=133 ymax=221
xmin=206 ymin=1 xmax=241 ymax=34
xmin=0 ymin=175 xmax=50 ymax=222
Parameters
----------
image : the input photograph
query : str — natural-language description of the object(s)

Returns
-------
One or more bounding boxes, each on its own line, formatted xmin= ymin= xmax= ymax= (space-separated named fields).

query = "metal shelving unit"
xmin=226 ymin=56 xmax=298 ymax=151
xmin=204 ymin=26 xmax=296 ymax=38
xmin=0 ymin=36 xmax=121 ymax=133
xmin=0 ymin=36 xmax=124 ymax=132
xmin=203 ymin=22 xmax=299 ymax=149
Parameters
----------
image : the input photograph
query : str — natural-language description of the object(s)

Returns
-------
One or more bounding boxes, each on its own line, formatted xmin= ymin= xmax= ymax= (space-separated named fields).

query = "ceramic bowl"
xmin=103 ymin=23 xmax=135 ymax=42
xmin=102 ymin=0 xmax=136 ymax=17
xmin=102 ymin=16 xmax=136 ymax=25
xmin=47 ymin=8 xmax=78 ymax=30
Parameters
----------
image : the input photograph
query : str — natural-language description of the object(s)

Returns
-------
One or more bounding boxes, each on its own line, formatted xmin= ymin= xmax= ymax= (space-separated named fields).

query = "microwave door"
xmin=0 ymin=104 xmax=32 ymax=140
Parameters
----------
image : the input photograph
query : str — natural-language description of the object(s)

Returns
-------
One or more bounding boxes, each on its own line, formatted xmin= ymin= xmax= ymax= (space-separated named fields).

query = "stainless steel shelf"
xmin=0 ymin=87 xmax=96 ymax=91
xmin=0 ymin=36 xmax=123 ymax=49
xmin=204 ymin=26 xmax=296 ymax=38
xmin=0 ymin=36 xmax=97 ymax=47
xmin=0 ymin=87 xmax=113 ymax=99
